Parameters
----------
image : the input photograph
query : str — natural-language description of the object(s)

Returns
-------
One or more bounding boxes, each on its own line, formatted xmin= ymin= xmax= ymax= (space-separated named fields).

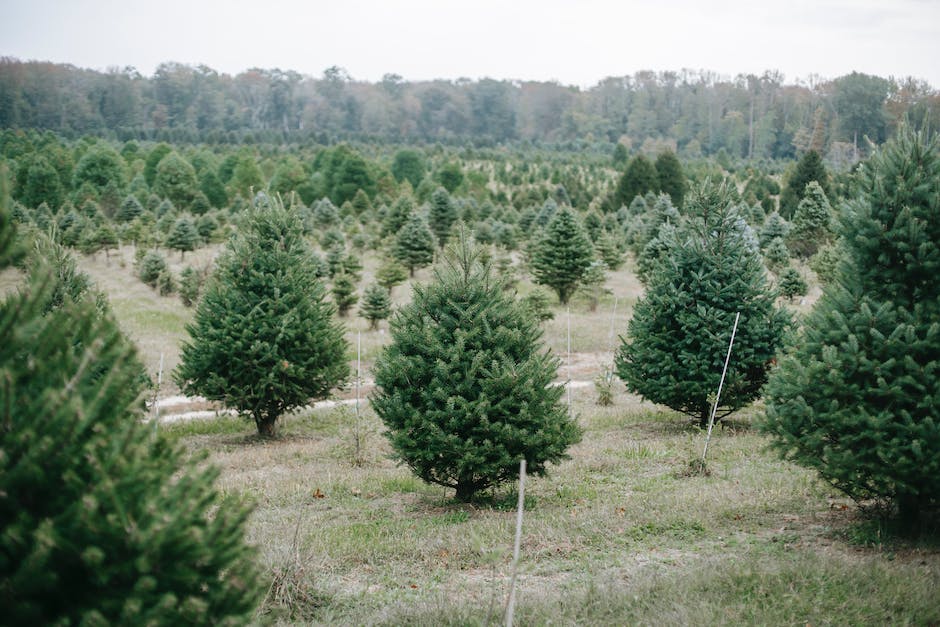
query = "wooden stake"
xmin=504 ymin=459 xmax=527 ymax=627
xmin=702 ymin=312 xmax=740 ymax=464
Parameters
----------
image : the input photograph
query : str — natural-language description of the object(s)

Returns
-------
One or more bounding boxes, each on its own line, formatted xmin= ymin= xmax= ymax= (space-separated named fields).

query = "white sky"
xmin=2 ymin=0 xmax=939 ymax=87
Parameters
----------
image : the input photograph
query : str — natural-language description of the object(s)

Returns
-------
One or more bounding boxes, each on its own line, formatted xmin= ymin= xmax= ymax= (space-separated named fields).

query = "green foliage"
xmin=763 ymin=237 xmax=792 ymax=272
xmin=166 ymin=215 xmax=200 ymax=259
xmin=359 ymin=283 xmax=392 ymax=329
xmin=0 ymin=182 xmax=260 ymax=625
xmin=391 ymin=149 xmax=426 ymax=189
xmin=143 ymin=142 xmax=172 ymax=187
xmin=436 ymin=161 xmax=464 ymax=193
xmin=392 ymin=213 xmax=435 ymax=277
xmin=381 ymin=194 xmax=413 ymax=237
xmin=157 ymin=268 xmax=177 ymax=296
xmin=372 ymin=236 xmax=581 ymax=501
xmin=763 ymin=128 xmax=940 ymax=526
xmin=229 ymin=154 xmax=264 ymax=199
xmin=780 ymin=150 xmax=830 ymax=218
xmin=575 ymin=260 xmax=612 ymax=312
xmin=787 ymin=181 xmax=834 ymax=259
xmin=778 ymin=266 xmax=808 ymax=301
xmin=375 ymin=258 xmax=409 ymax=295
xmin=594 ymin=231 xmax=624 ymax=270
xmin=153 ymin=151 xmax=199 ymax=210
xmin=809 ymin=241 xmax=844 ymax=285
xmin=428 ymin=186 xmax=457 ymax=248
xmin=616 ymin=182 xmax=791 ymax=427
xmin=72 ymin=144 xmax=126 ymax=196
xmin=613 ymin=154 xmax=658 ymax=209
xmin=175 ymin=196 xmax=348 ymax=436
xmin=116 ymin=194 xmax=144 ymax=222
xmin=179 ymin=265 xmax=203 ymax=307
xmin=138 ymin=250 xmax=168 ymax=287
xmin=759 ymin=211 xmax=791 ymax=249
xmin=521 ymin=288 xmax=555 ymax=323
xmin=654 ymin=150 xmax=686 ymax=208
xmin=331 ymin=271 xmax=359 ymax=316
xmin=21 ymin=154 xmax=64 ymax=209
xmin=530 ymin=207 xmax=594 ymax=304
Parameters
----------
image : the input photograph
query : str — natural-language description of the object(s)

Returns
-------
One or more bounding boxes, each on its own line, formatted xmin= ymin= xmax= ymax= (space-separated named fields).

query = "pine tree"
xmin=376 ymin=257 xmax=409 ymax=295
xmin=759 ymin=211 xmax=791 ymax=249
xmin=763 ymin=236 xmax=792 ymax=272
xmin=331 ymin=271 xmax=359 ymax=316
xmin=787 ymin=181 xmax=834 ymax=259
xmin=612 ymin=154 xmax=658 ymax=209
xmin=778 ymin=265 xmax=808 ymax=301
xmin=179 ymin=265 xmax=202 ymax=307
xmin=166 ymin=215 xmax=200 ymax=259
xmin=175 ymin=197 xmax=348 ymax=436
xmin=382 ymin=194 xmax=414 ymax=237
xmin=654 ymin=150 xmax=687 ymax=208
xmin=116 ymin=194 xmax=144 ymax=223
xmin=429 ymin=186 xmax=457 ymax=248
xmin=763 ymin=128 xmax=940 ymax=527
xmin=594 ymin=231 xmax=624 ymax=270
xmin=153 ymin=151 xmax=199 ymax=210
xmin=575 ymin=260 xmax=612 ymax=312
xmin=359 ymin=283 xmax=392 ymax=329
xmin=616 ymin=182 xmax=791 ymax=427
xmin=0 ymin=172 xmax=261 ymax=624
xmin=95 ymin=222 xmax=119 ymax=262
xmin=392 ymin=213 xmax=435 ymax=277
xmin=780 ymin=150 xmax=830 ymax=218
xmin=372 ymin=235 xmax=581 ymax=501
xmin=530 ymin=207 xmax=594 ymax=304
xmin=138 ymin=250 xmax=167 ymax=287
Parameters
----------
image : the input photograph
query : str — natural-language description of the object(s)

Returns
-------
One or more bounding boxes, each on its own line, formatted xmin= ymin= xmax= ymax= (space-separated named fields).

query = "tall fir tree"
xmin=616 ymin=182 xmax=791 ymax=427
xmin=428 ymin=186 xmax=457 ymax=248
xmin=392 ymin=213 xmax=435 ymax=277
xmin=529 ymin=207 xmax=594 ymax=304
xmin=763 ymin=128 xmax=940 ymax=527
xmin=654 ymin=150 xmax=687 ymax=208
xmin=175 ymin=197 xmax=348 ymax=436
xmin=612 ymin=154 xmax=658 ymax=209
xmin=780 ymin=150 xmax=831 ymax=218
xmin=371 ymin=234 xmax=581 ymax=501
xmin=0 ymin=171 xmax=261 ymax=624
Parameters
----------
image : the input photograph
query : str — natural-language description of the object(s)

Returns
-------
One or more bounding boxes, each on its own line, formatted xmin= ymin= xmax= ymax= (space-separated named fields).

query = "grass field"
xmin=74 ymin=245 xmax=940 ymax=624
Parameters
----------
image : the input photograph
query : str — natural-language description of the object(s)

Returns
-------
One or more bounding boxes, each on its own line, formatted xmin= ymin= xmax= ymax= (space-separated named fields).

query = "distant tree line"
xmin=1 ymin=58 xmax=937 ymax=159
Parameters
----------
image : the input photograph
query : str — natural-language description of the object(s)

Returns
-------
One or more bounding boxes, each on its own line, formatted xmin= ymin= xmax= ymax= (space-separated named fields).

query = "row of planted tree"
xmin=2 ymin=128 xmax=937 ymax=624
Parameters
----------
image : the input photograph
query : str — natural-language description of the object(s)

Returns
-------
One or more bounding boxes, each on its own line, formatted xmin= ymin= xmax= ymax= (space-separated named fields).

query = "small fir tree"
xmin=809 ymin=241 xmax=844 ymax=285
xmin=778 ymin=265 xmax=808 ymax=301
xmin=138 ymin=250 xmax=167 ymax=287
xmin=575 ymin=260 xmax=612 ymax=312
xmin=530 ymin=207 xmax=594 ymax=304
xmin=331 ymin=271 xmax=359 ymax=316
xmin=392 ymin=213 xmax=435 ymax=277
xmin=616 ymin=182 xmax=791 ymax=427
xmin=763 ymin=128 xmax=940 ymax=527
xmin=780 ymin=150 xmax=831 ymax=218
xmin=521 ymin=288 xmax=555 ymax=324
xmin=156 ymin=268 xmax=177 ymax=296
xmin=613 ymin=154 xmax=658 ymax=209
xmin=372 ymin=235 xmax=581 ymax=501
xmin=359 ymin=283 xmax=393 ymax=329
xmin=175 ymin=197 xmax=348 ymax=436
xmin=763 ymin=236 xmax=792 ymax=272
xmin=179 ymin=265 xmax=202 ymax=307
xmin=759 ymin=211 xmax=791 ymax=249
xmin=376 ymin=257 xmax=409 ymax=295
xmin=166 ymin=215 xmax=200 ymax=259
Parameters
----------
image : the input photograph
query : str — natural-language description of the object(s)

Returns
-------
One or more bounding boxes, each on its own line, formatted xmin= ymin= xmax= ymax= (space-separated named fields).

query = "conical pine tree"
xmin=616 ymin=182 xmax=790 ymax=427
xmin=359 ymin=283 xmax=392 ymax=329
xmin=428 ymin=186 xmax=457 ymax=249
xmin=529 ymin=207 xmax=594 ymax=304
xmin=372 ymin=234 xmax=581 ymax=501
xmin=175 ymin=197 xmax=348 ymax=436
xmin=763 ymin=128 xmax=940 ymax=527
xmin=393 ymin=213 xmax=435 ymax=277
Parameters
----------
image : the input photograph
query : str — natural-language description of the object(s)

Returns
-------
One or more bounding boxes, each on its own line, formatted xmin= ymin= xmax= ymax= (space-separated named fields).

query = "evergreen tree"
xmin=759 ymin=211 xmax=791 ymax=249
xmin=809 ymin=241 xmax=843 ymax=285
xmin=22 ymin=155 xmax=64 ymax=210
xmin=73 ymin=145 xmax=126 ymax=198
xmin=176 ymin=197 xmax=348 ymax=436
xmin=780 ymin=150 xmax=830 ymax=218
xmin=199 ymin=168 xmax=228 ymax=208
xmin=359 ymin=282 xmax=392 ymax=329
xmin=612 ymin=142 xmax=629 ymax=167
xmin=331 ymin=271 xmax=359 ymax=316
xmin=616 ymin=182 xmax=790 ymax=427
xmin=428 ymin=186 xmax=457 ymax=248
xmin=143 ymin=142 xmax=172 ymax=187
xmin=521 ymin=288 xmax=555 ymax=323
xmin=594 ymin=231 xmax=625 ymax=270
xmin=787 ymin=181 xmax=834 ymax=259
xmin=530 ymin=207 xmax=594 ymax=304
xmin=575 ymin=260 xmax=612 ymax=312
xmin=116 ymin=194 xmax=144 ymax=223
xmin=763 ymin=236 xmax=792 ymax=272
xmin=179 ymin=265 xmax=202 ymax=307
xmin=613 ymin=154 xmax=658 ymax=209
xmin=372 ymin=236 xmax=581 ymax=501
xmin=157 ymin=268 xmax=177 ymax=296
xmin=138 ymin=250 xmax=168 ymax=287
xmin=376 ymin=257 xmax=409 ymax=295
xmin=391 ymin=149 xmax=426 ymax=189
xmin=153 ymin=151 xmax=199 ymax=210
xmin=392 ymin=213 xmax=435 ymax=277
xmin=763 ymin=128 xmax=940 ymax=527
xmin=382 ymin=194 xmax=414 ymax=237
xmin=778 ymin=265 xmax=808 ymax=301
xmin=654 ymin=150 xmax=686 ymax=208
xmin=0 ymin=174 xmax=261 ymax=625
xmin=166 ymin=215 xmax=200 ymax=259
xmin=95 ymin=222 xmax=119 ymax=262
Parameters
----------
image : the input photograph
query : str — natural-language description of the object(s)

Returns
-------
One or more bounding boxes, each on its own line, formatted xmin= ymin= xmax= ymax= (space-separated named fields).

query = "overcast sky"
xmin=2 ymin=0 xmax=939 ymax=87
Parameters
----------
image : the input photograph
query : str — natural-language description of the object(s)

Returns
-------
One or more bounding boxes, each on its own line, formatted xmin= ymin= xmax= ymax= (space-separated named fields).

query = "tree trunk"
xmin=455 ymin=481 xmax=476 ymax=502
xmin=256 ymin=415 xmax=278 ymax=437
xmin=897 ymin=494 xmax=921 ymax=535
